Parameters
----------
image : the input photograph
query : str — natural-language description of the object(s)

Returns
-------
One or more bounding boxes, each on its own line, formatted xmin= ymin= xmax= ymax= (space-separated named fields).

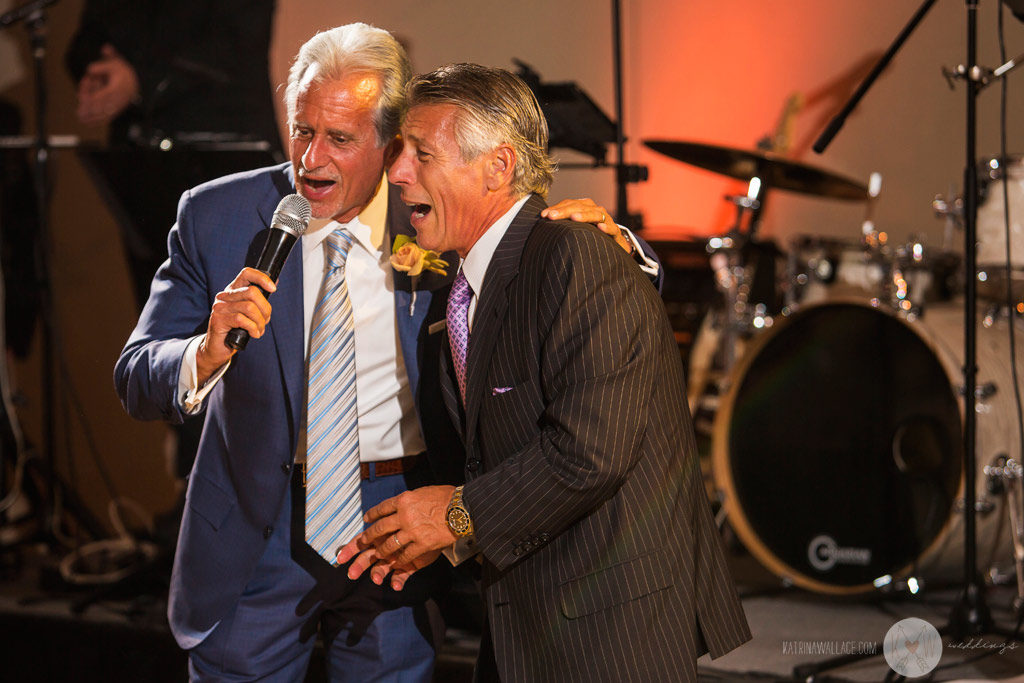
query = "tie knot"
xmin=325 ymin=229 xmax=354 ymax=271
xmin=449 ymin=270 xmax=472 ymax=308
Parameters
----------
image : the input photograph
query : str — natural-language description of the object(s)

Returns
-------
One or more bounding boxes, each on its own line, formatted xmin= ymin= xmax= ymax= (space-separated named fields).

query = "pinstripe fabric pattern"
xmin=305 ymin=228 xmax=361 ymax=564
xmin=446 ymin=196 xmax=750 ymax=682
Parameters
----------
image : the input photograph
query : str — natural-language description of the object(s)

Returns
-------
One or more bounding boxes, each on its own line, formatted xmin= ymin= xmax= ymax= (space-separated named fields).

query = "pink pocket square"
xmin=491 ymin=386 xmax=513 ymax=395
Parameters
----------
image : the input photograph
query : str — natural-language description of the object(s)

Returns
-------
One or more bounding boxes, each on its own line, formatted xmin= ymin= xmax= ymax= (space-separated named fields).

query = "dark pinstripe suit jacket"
xmin=439 ymin=195 xmax=750 ymax=682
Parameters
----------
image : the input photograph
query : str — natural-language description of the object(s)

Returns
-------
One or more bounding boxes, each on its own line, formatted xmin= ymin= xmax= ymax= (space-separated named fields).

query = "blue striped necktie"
xmin=305 ymin=227 xmax=361 ymax=564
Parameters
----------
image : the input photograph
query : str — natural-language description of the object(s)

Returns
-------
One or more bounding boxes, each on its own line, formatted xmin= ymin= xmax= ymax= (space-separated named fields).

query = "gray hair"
xmin=406 ymin=63 xmax=555 ymax=198
xmin=285 ymin=23 xmax=411 ymax=146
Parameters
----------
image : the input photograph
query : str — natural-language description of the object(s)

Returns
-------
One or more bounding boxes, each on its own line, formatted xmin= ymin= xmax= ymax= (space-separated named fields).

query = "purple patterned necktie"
xmin=447 ymin=270 xmax=472 ymax=403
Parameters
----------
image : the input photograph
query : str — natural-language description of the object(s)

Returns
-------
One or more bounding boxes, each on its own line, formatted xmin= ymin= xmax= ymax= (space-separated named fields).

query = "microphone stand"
xmin=610 ymin=0 xmax=647 ymax=231
xmin=2 ymin=1 xmax=106 ymax=544
xmin=947 ymin=0 xmax=994 ymax=640
xmin=793 ymin=1 xmax=1020 ymax=678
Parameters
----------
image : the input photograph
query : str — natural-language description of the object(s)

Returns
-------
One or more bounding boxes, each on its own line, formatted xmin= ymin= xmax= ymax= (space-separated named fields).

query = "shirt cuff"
xmin=442 ymin=536 xmax=479 ymax=566
xmin=620 ymin=226 xmax=659 ymax=277
xmin=179 ymin=334 xmax=231 ymax=414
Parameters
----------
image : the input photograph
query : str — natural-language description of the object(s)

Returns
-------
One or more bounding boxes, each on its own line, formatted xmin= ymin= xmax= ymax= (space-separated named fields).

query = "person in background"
xmin=65 ymin=0 xmax=281 ymax=153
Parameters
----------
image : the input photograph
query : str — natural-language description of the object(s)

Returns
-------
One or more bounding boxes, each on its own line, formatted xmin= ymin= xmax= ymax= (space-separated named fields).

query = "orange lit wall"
xmin=267 ymin=0 xmax=1024 ymax=248
xmin=626 ymin=0 xmax=1024 ymax=248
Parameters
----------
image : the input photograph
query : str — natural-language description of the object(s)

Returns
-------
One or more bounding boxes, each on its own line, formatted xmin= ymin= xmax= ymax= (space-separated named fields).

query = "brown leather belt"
xmin=361 ymin=455 xmax=420 ymax=479
xmin=295 ymin=455 xmax=420 ymax=486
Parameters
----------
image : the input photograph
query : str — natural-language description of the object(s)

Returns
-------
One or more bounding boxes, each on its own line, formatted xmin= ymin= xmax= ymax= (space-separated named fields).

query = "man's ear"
xmin=485 ymin=144 xmax=516 ymax=192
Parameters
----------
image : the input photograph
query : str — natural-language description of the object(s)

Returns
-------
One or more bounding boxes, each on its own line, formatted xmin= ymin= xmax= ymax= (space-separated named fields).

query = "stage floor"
xmin=2 ymin=543 xmax=1022 ymax=682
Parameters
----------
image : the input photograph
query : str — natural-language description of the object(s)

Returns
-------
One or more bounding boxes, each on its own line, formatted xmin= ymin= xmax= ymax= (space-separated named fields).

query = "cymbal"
xmin=643 ymin=139 xmax=868 ymax=201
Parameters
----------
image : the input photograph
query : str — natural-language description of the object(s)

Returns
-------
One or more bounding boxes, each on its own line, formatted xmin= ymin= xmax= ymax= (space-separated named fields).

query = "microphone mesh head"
xmin=274 ymin=194 xmax=312 ymax=235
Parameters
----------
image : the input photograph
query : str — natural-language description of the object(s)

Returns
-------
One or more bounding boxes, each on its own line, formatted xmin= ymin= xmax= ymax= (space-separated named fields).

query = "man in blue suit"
xmin=114 ymin=23 xmax=656 ymax=682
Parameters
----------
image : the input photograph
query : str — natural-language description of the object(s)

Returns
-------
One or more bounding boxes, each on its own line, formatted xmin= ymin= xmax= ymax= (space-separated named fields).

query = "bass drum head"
xmin=713 ymin=301 xmax=963 ymax=593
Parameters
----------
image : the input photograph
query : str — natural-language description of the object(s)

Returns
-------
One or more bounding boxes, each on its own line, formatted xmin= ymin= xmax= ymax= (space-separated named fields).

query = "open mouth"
xmin=409 ymin=203 xmax=432 ymax=219
xmin=301 ymin=177 xmax=335 ymax=191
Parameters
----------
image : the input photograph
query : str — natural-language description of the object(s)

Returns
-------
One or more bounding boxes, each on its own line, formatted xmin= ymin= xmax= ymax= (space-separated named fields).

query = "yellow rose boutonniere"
xmin=390 ymin=235 xmax=448 ymax=277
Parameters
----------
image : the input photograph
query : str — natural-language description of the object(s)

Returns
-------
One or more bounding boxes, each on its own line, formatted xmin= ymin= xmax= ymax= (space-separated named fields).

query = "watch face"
xmin=447 ymin=507 xmax=472 ymax=535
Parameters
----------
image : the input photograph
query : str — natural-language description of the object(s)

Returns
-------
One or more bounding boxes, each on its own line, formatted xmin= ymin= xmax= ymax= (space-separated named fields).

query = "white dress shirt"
xmin=180 ymin=175 xmax=426 ymax=462
xmin=459 ymin=196 xmax=531 ymax=330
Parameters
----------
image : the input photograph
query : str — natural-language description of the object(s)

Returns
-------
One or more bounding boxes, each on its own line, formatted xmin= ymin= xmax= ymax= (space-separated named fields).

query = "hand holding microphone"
xmin=197 ymin=194 xmax=310 ymax=380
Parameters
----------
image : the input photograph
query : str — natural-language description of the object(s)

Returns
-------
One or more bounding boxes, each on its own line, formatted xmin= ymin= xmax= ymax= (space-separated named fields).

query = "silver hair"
xmin=284 ymin=23 xmax=411 ymax=146
xmin=406 ymin=63 xmax=555 ymax=198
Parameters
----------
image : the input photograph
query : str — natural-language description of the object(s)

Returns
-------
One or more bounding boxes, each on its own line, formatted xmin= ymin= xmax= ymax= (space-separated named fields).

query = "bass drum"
xmin=712 ymin=299 xmax=1019 ymax=594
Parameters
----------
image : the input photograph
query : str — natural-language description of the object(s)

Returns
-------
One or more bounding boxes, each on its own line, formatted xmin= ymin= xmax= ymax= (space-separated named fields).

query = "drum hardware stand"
xmin=791 ymin=1 xmax=1024 ymax=679
xmin=982 ymin=457 xmax=1024 ymax=611
xmin=1005 ymin=459 xmax=1024 ymax=613
xmin=706 ymin=178 xmax=771 ymax=384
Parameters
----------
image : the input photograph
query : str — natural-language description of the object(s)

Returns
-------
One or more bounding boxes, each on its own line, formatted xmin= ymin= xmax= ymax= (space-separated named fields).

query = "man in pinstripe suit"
xmin=339 ymin=63 xmax=750 ymax=681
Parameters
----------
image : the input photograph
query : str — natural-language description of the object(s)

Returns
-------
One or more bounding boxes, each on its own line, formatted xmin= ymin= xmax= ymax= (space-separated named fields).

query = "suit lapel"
xmin=263 ymin=166 xmax=305 ymax=434
xmin=462 ymin=194 xmax=546 ymax=445
xmin=438 ymin=334 xmax=465 ymax=442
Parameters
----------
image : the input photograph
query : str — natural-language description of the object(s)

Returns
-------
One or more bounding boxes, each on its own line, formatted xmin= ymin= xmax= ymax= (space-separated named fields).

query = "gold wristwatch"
xmin=446 ymin=486 xmax=474 ymax=538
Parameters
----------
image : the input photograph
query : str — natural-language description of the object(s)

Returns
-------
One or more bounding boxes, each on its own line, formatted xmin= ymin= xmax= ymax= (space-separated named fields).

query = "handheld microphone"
xmin=224 ymin=193 xmax=311 ymax=351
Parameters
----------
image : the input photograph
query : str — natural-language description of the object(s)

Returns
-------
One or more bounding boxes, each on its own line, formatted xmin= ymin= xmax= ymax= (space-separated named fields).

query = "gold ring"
xmin=393 ymin=534 xmax=402 ymax=549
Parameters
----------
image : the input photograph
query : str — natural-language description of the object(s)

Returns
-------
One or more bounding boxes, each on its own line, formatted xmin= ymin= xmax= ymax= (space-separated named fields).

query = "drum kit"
xmin=646 ymin=139 xmax=1024 ymax=598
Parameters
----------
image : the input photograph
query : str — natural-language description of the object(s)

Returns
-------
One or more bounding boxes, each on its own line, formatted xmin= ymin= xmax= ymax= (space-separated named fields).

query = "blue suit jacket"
xmin=114 ymin=162 xmax=458 ymax=645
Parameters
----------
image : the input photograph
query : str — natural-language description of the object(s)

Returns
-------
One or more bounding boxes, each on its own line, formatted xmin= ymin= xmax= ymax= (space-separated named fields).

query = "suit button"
xmin=540 ymin=533 xmax=549 ymax=542
xmin=281 ymin=462 xmax=291 ymax=474
xmin=263 ymin=525 xmax=273 ymax=539
xmin=512 ymin=546 xmax=522 ymax=557
xmin=467 ymin=459 xmax=480 ymax=472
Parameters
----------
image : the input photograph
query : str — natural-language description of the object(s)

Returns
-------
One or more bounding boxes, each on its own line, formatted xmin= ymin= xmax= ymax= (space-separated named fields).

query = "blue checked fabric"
xmin=447 ymin=269 xmax=472 ymax=403
xmin=305 ymin=228 xmax=361 ymax=564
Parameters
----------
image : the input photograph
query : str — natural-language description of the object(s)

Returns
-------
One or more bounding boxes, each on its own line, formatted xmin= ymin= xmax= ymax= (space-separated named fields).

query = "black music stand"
xmin=513 ymin=0 xmax=650 ymax=231
xmin=514 ymin=59 xmax=617 ymax=162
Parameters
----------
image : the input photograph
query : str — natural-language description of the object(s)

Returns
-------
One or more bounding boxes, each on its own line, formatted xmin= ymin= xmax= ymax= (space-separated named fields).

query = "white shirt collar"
xmin=460 ymin=194 xmax=531 ymax=296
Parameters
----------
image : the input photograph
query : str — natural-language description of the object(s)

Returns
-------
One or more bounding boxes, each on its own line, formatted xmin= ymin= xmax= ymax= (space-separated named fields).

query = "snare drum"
xmin=786 ymin=235 xmax=887 ymax=307
xmin=890 ymin=238 xmax=961 ymax=313
xmin=712 ymin=299 xmax=1018 ymax=594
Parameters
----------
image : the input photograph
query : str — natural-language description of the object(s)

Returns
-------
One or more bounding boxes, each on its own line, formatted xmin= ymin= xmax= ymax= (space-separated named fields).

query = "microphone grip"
xmin=224 ymin=284 xmax=271 ymax=351
xmin=223 ymin=229 xmax=298 ymax=352
xmin=224 ymin=326 xmax=251 ymax=351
